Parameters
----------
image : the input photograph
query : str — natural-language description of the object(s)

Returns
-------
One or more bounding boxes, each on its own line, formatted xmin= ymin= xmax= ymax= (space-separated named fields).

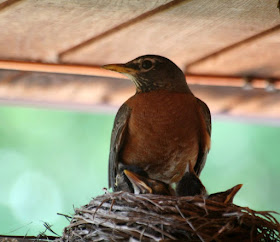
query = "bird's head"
xmin=102 ymin=55 xmax=190 ymax=93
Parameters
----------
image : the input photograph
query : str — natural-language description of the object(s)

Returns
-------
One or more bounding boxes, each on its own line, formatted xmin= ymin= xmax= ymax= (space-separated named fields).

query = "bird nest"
xmin=60 ymin=190 xmax=280 ymax=241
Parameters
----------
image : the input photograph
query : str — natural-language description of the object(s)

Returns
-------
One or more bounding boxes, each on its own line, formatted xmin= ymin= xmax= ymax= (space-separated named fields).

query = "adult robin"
xmin=103 ymin=55 xmax=211 ymax=196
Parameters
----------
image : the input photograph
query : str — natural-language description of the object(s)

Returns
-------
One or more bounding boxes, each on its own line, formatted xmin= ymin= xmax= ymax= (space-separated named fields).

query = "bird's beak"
xmin=124 ymin=170 xmax=152 ymax=194
xmin=102 ymin=64 xmax=136 ymax=74
xmin=224 ymin=184 xmax=243 ymax=204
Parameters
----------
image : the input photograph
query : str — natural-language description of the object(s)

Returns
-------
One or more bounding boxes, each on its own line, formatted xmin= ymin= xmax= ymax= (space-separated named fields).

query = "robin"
xmin=122 ymin=162 xmax=206 ymax=196
xmin=176 ymin=159 xmax=207 ymax=196
xmin=103 ymin=55 xmax=211 ymax=196
xmin=123 ymin=169 xmax=175 ymax=195
xmin=208 ymin=184 xmax=243 ymax=204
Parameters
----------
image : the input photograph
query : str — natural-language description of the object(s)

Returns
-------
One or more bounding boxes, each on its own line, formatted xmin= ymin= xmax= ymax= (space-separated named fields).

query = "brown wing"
xmin=197 ymin=98 xmax=211 ymax=136
xmin=108 ymin=103 xmax=131 ymax=189
xmin=194 ymin=98 xmax=211 ymax=176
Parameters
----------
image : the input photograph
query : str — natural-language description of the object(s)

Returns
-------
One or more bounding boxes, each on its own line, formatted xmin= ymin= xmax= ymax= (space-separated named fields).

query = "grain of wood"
xmin=61 ymin=0 xmax=280 ymax=70
xmin=188 ymin=27 xmax=280 ymax=78
xmin=0 ymin=0 xmax=22 ymax=9
xmin=191 ymin=85 xmax=280 ymax=119
xmin=0 ymin=0 xmax=171 ymax=62
xmin=0 ymin=70 xmax=134 ymax=105
xmin=0 ymin=69 xmax=24 ymax=83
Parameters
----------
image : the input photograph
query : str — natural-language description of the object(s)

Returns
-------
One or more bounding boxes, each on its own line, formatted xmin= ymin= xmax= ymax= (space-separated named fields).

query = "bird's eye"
xmin=141 ymin=60 xmax=153 ymax=70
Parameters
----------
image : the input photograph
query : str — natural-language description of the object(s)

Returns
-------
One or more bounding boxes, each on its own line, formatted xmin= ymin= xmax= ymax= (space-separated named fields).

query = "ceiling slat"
xmin=59 ymin=0 xmax=186 ymax=59
xmin=0 ymin=0 xmax=22 ymax=10
xmin=60 ymin=0 xmax=279 ymax=70
xmin=188 ymin=27 xmax=280 ymax=78
xmin=0 ymin=0 xmax=171 ymax=62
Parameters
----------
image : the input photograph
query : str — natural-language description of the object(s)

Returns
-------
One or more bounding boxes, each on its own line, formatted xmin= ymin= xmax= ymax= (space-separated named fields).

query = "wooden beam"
xmin=0 ymin=69 xmax=279 ymax=122
xmin=0 ymin=0 xmax=22 ymax=11
xmin=0 ymin=60 xmax=121 ymax=78
xmin=0 ymin=60 xmax=279 ymax=90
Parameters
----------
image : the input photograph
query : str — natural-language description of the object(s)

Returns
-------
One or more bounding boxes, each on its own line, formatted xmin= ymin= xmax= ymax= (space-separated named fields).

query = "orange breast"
xmin=121 ymin=90 xmax=203 ymax=184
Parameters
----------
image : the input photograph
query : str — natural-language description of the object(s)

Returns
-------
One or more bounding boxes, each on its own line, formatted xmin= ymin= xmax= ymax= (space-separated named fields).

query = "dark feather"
xmin=196 ymin=98 xmax=211 ymax=136
xmin=194 ymin=98 xmax=211 ymax=176
xmin=108 ymin=104 xmax=131 ymax=189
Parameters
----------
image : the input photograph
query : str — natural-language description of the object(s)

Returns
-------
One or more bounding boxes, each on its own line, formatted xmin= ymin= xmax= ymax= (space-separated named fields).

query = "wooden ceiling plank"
xmin=0 ymin=70 xmax=134 ymax=105
xmin=190 ymin=85 xmax=280 ymax=119
xmin=0 ymin=69 xmax=27 ymax=84
xmin=186 ymin=24 xmax=280 ymax=70
xmin=59 ymin=0 xmax=188 ymax=59
xmin=188 ymin=28 xmax=280 ymax=78
xmin=0 ymin=0 xmax=22 ymax=11
xmin=0 ymin=0 xmax=171 ymax=62
xmin=61 ymin=0 xmax=280 ymax=69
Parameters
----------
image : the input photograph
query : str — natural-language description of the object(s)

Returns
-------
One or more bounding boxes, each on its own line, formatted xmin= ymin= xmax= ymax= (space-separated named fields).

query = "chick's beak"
xmin=102 ymin=63 xmax=136 ymax=74
xmin=124 ymin=170 xmax=152 ymax=194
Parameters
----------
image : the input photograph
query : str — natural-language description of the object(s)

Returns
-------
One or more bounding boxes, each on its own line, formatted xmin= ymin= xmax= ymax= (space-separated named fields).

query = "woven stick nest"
xmin=60 ymin=190 xmax=280 ymax=241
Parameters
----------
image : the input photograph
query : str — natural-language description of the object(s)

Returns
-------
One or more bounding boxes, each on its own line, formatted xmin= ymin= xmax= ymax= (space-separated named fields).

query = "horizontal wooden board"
xmin=0 ymin=70 xmax=279 ymax=120
xmin=61 ymin=0 xmax=280 ymax=70
xmin=1 ymin=60 xmax=279 ymax=89
xmin=0 ymin=69 xmax=25 ymax=82
xmin=188 ymin=28 xmax=280 ymax=79
xmin=0 ymin=71 xmax=134 ymax=105
xmin=0 ymin=0 xmax=170 ymax=62
xmin=191 ymin=85 xmax=280 ymax=119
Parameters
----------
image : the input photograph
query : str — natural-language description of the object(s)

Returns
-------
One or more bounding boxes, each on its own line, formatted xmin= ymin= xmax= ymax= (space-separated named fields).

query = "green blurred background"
xmin=0 ymin=105 xmax=279 ymax=236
